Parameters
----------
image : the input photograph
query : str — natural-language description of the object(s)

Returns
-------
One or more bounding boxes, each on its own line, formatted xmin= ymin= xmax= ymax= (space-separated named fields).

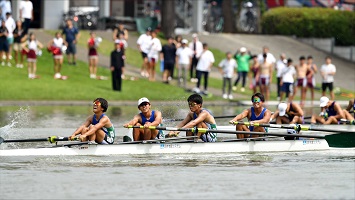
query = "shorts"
xmin=101 ymin=134 xmax=114 ymax=144
xmin=307 ymin=77 xmax=315 ymax=88
xmin=0 ymin=40 xmax=9 ymax=52
xmin=13 ymin=43 xmax=22 ymax=51
xmin=27 ymin=49 xmax=37 ymax=62
xmin=7 ymin=37 xmax=14 ymax=45
xmin=322 ymin=82 xmax=333 ymax=92
xmin=164 ymin=62 xmax=174 ymax=71
xmin=149 ymin=57 xmax=156 ymax=64
xmin=141 ymin=52 xmax=148 ymax=58
xmin=53 ymin=55 xmax=63 ymax=59
xmin=252 ymin=78 xmax=259 ymax=87
xmin=66 ymin=42 xmax=76 ymax=55
xmin=296 ymin=78 xmax=307 ymax=87
xmin=259 ymin=75 xmax=270 ymax=85
xmin=281 ymin=82 xmax=293 ymax=93
xmin=198 ymin=124 xmax=217 ymax=142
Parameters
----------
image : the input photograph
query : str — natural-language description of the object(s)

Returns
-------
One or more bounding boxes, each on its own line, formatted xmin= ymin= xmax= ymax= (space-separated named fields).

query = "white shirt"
xmin=176 ymin=46 xmax=193 ymax=65
xmin=188 ymin=40 xmax=203 ymax=58
xmin=275 ymin=59 xmax=286 ymax=77
xmin=281 ymin=65 xmax=296 ymax=83
xmin=28 ymin=40 xmax=38 ymax=50
xmin=136 ymin=33 xmax=151 ymax=54
xmin=321 ymin=63 xmax=336 ymax=83
xmin=196 ymin=50 xmax=215 ymax=72
xmin=0 ymin=0 xmax=11 ymax=20
xmin=53 ymin=37 xmax=63 ymax=48
xmin=218 ymin=58 xmax=236 ymax=78
xmin=5 ymin=16 xmax=15 ymax=38
xmin=257 ymin=53 xmax=276 ymax=65
xmin=147 ymin=37 xmax=162 ymax=60
xmin=20 ymin=0 xmax=33 ymax=19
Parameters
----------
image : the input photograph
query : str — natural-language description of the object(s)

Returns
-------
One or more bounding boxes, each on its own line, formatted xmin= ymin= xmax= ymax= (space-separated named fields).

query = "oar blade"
xmin=325 ymin=132 xmax=355 ymax=148
xmin=0 ymin=137 xmax=4 ymax=144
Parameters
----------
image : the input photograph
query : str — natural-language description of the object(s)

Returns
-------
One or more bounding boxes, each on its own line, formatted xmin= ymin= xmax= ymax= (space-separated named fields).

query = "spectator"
xmin=320 ymin=56 xmax=336 ymax=100
xmin=137 ymin=27 xmax=152 ymax=77
xmin=21 ymin=32 xmax=43 ymax=79
xmin=87 ymin=31 xmax=99 ymax=79
xmin=280 ymin=58 xmax=296 ymax=102
xmin=0 ymin=0 xmax=11 ymax=23
xmin=47 ymin=32 xmax=67 ymax=80
xmin=171 ymin=34 xmax=182 ymax=79
xmin=62 ymin=19 xmax=80 ymax=65
xmin=233 ymin=47 xmax=251 ymax=92
xmin=5 ymin=12 xmax=15 ymax=61
xmin=275 ymin=53 xmax=287 ymax=100
xmin=194 ymin=43 xmax=215 ymax=96
xmin=0 ymin=20 xmax=9 ymax=66
xmin=19 ymin=0 xmax=33 ymax=35
xmin=13 ymin=20 xmax=26 ymax=68
xmin=175 ymin=39 xmax=193 ymax=89
xmin=259 ymin=53 xmax=273 ymax=102
xmin=218 ymin=51 xmax=237 ymax=99
xmin=249 ymin=55 xmax=259 ymax=94
xmin=306 ymin=55 xmax=318 ymax=104
xmin=112 ymin=23 xmax=128 ymax=40
xmin=114 ymin=32 xmax=127 ymax=79
xmin=293 ymin=56 xmax=309 ymax=106
xmin=160 ymin=36 xmax=176 ymax=84
xmin=189 ymin=33 xmax=203 ymax=82
xmin=110 ymin=39 xmax=125 ymax=91
xmin=147 ymin=30 xmax=161 ymax=81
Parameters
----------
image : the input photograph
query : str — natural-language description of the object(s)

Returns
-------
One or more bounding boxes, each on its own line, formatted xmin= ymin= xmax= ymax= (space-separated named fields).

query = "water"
xmin=0 ymin=106 xmax=354 ymax=199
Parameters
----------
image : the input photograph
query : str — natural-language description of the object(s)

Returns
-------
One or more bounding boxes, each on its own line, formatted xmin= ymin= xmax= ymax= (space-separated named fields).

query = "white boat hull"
xmin=0 ymin=139 xmax=332 ymax=156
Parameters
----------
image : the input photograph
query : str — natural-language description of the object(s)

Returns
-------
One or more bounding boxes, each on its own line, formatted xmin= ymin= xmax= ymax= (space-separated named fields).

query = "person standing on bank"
xmin=147 ymin=30 xmax=162 ymax=81
xmin=137 ymin=28 xmax=151 ymax=78
xmin=123 ymin=97 xmax=163 ymax=141
xmin=320 ymin=56 xmax=336 ymax=100
xmin=189 ymin=33 xmax=203 ymax=83
xmin=194 ymin=43 xmax=215 ymax=96
xmin=175 ymin=39 xmax=193 ymax=89
xmin=275 ymin=53 xmax=287 ymax=100
xmin=233 ymin=47 xmax=251 ymax=92
xmin=110 ymin=39 xmax=125 ymax=91
xmin=19 ymin=0 xmax=33 ymax=35
xmin=218 ymin=51 xmax=237 ymax=99
xmin=160 ymin=36 xmax=176 ymax=84
xmin=13 ymin=20 xmax=26 ymax=68
xmin=69 ymin=98 xmax=115 ymax=144
xmin=62 ymin=19 xmax=80 ymax=65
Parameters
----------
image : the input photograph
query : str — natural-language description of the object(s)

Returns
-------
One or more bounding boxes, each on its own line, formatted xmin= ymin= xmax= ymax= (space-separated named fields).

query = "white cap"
xmin=278 ymin=102 xmax=288 ymax=116
xmin=319 ymin=96 xmax=329 ymax=107
xmin=138 ymin=97 xmax=150 ymax=106
xmin=182 ymin=39 xmax=188 ymax=44
xmin=240 ymin=47 xmax=247 ymax=52
xmin=192 ymin=33 xmax=198 ymax=38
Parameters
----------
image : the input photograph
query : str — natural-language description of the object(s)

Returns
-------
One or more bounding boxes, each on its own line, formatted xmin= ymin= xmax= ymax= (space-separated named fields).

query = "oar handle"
xmin=1 ymin=136 xmax=78 ymax=144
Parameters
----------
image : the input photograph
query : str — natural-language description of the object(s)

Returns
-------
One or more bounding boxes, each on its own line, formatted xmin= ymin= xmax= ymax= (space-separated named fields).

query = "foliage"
xmin=261 ymin=7 xmax=355 ymax=46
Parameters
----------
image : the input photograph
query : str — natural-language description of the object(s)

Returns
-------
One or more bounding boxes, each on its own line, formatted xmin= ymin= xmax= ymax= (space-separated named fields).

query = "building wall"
xmin=43 ymin=0 xmax=69 ymax=30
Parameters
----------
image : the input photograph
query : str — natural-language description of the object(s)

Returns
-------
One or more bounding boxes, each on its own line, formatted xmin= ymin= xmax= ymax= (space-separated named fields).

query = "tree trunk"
xmin=161 ymin=0 xmax=175 ymax=38
xmin=222 ymin=0 xmax=235 ymax=33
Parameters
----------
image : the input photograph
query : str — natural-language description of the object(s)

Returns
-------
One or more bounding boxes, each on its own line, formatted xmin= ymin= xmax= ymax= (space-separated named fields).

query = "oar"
xmin=117 ymin=136 xmax=198 ymax=144
xmin=127 ymin=125 xmax=355 ymax=148
xmin=163 ymin=115 xmax=236 ymax=122
xmin=0 ymin=136 xmax=76 ymax=144
xmin=230 ymin=121 xmax=354 ymax=133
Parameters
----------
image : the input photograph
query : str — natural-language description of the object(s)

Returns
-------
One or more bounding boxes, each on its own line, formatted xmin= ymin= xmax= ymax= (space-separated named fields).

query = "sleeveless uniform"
xmin=92 ymin=114 xmax=115 ymax=144
xmin=285 ymin=102 xmax=304 ymax=123
xmin=249 ymin=107 xmax=267 ymax=132
xmin=259 ymin=63 xmax=270 ymax=85
xmin=52 ymin=37 xmax=63 ymax=59
xmin=325 ymin=101 xmax=337 ymax=118
xmin=88 ymin=38 xmax=98 ymax=58
xmin=140 ymin=110 xmax=164 ymax=139
xmin=193 ymin=109 xmax=217 ymax=142
xmin=306 ymin=64 xmax=316 ymax=88
xmin=27 ymin=40 xmax=38 ymax=62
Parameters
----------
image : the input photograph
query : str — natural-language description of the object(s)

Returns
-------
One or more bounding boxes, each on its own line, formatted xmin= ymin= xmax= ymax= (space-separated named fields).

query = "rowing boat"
xmin=0 ymin=138 xmax=335 ymax=156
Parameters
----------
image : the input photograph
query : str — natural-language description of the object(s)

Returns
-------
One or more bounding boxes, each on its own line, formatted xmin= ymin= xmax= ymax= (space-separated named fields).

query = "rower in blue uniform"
xmin=229 ymin=93 xmax=272 ymax=139
xmin=167 ymin=94 xmax=217 ymax=142
xmin=311 ymin=96 xmax=345 ymax=124
xmin=69 ymin=98 xmax=115 ymax=144
xmin=123 ymin=97 xmax=163 ymax=141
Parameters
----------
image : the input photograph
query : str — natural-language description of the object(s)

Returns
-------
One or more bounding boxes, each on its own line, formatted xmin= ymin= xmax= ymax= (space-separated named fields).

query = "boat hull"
xmin=0 ymin=139 xmax=332 ymax=156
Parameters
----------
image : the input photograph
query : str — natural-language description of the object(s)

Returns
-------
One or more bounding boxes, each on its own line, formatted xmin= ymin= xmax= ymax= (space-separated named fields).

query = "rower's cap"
xmin=278 ymin=102 xmax=288 ymax=116
xmin=182 ymin=39 xmax=188 ymax=44
xmin=240 ymin=47 xmax=247 ymax=52
xmin=138 ymin=97 xmax=150 ymax=106
xmin=319 ymin=96 xmax=329 ymax=107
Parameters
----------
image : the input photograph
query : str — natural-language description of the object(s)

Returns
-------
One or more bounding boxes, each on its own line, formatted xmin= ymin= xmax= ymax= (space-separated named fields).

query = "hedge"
xmin=261 ymin=7 xmax=355 ymax=46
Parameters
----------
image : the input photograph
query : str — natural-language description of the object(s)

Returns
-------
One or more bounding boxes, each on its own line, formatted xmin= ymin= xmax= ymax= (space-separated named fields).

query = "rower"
xmin=271 ymin=102 xmax=304 ymax=124
xmin=311 ymin=96 xmax=345 ymax=124
xmin=166 ymin=94 xmax=217 ymax=142
xmin=123 ymin=97 xmax=163 ymax=141
xmin=229 ymin=93 xmax=272 ymax=139
xmin=343 ymin=99 xmax=355 ymax=125
xmin=69 ymin=98 xmax=115 ymax=144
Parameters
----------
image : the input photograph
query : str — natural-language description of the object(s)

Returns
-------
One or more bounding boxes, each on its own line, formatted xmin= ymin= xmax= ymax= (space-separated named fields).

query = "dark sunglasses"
xmin=252 ymin=98 xmax=261 ymax=103
xmin=188 ymin=102 xmax=198 ymax=107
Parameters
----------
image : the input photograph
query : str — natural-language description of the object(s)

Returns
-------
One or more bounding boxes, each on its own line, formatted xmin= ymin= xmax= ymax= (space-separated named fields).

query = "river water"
xmin=0 ymin=106 xmax=354 ymax=199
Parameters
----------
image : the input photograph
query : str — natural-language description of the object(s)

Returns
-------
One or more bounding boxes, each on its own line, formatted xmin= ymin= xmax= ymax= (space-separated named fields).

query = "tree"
xmin=161 ymin=0 xmax=175 ymax=38
xmin=222 ymin=0 xmax=235 ymax=33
